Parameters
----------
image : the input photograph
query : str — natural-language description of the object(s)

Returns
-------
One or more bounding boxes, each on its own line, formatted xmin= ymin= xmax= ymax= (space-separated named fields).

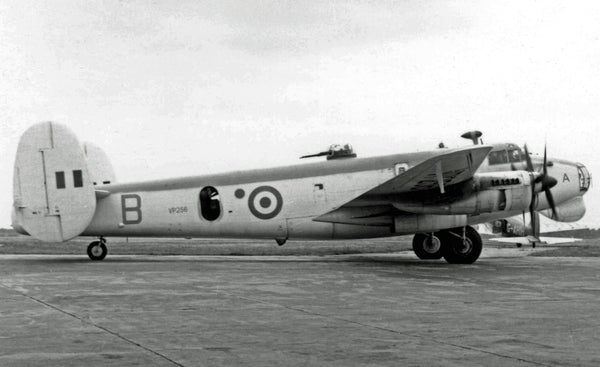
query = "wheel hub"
xmin=423 ymin=236 xmax=441 ymax=254
xmin=456 ymin=238 xmax=473 ymax=255
xmin=91 ymin=245 xmax=103 ymax=256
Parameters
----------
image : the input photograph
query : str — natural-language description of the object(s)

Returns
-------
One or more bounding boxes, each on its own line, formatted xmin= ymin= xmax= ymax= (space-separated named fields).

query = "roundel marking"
xmin=260 ymin=197 xmax=271 ymax=208
xmin=248 ymin=186 xmax=283 ymax=220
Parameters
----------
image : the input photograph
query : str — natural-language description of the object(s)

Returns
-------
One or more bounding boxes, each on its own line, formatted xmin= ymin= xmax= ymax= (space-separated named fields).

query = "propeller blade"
xmin=529 ymin=208 xmax=537 ymax=237
xmin=523 ymin=143 xmax=557 ymax=238
xmin=543 ymin=145 xmax=548 ymax=176
xmin=532 ymin=211 xmax=540 ymax=238
xmin=528 ymin=174 xmax=538 ymax=238
xmin=545 ymin=188 xmax=558 ymax=220
xmin=524 ymin=144 xmax=534 ymax=172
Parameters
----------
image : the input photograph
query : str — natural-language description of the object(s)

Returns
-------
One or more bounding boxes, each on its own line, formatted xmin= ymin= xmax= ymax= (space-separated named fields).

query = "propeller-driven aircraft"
xmin=11 ymin=122 xmax=591 ymax=263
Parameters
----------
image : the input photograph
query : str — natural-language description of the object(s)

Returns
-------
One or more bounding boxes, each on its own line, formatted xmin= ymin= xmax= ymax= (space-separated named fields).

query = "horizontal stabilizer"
xmin=12 ymin=122 xmax=96 ymax=242
xmin=95 ymin=190 xmax=111 ymax=199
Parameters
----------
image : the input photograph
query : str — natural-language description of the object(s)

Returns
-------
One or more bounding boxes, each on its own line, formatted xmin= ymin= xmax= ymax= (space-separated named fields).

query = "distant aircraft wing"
xmin=489 ymin=236 xmax=582 ymax=245
xmin=314 ymin=145 xmax=492 ymax=224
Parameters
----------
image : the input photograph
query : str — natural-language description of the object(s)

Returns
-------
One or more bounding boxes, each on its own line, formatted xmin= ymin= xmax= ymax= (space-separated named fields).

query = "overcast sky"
xmin=1 ymin=0 xmax=599 ymax=228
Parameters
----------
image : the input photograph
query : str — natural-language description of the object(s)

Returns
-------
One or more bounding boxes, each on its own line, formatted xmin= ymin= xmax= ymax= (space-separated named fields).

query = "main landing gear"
xmin=412 ymin=226 xmax=482 ymax=264
xmin=87 ymin=237 xmax=108 ymax=261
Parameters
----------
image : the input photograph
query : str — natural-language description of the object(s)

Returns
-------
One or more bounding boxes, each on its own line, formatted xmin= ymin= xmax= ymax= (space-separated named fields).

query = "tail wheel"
xmin=440 ymin=226 xmax=482 ymax=264
xmin=87 ymin=240 xmax=107 ymax=261
xmin=412 ymin=233 xmax=443 ymax=260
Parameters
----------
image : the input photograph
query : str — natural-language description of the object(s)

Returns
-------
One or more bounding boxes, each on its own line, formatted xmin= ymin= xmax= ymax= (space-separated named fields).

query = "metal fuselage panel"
xmin=82 ymin=155 xmax=410 ymax=239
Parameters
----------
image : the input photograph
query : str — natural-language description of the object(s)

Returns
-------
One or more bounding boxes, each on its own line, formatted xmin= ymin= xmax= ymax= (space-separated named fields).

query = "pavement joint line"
xmin=0 ymin=282 xmax=188 ymax=367
xmin=220 ymin=290 xmax=553 ymax=367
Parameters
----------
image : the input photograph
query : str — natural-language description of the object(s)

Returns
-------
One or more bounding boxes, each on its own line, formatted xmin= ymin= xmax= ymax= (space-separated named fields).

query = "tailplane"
xmin=12 ymin=122 xmax=97 ymax=241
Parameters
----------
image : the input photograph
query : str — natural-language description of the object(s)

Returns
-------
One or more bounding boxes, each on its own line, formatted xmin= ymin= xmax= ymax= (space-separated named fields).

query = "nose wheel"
xmin=87 ymin=238 xmax=108 ymax=261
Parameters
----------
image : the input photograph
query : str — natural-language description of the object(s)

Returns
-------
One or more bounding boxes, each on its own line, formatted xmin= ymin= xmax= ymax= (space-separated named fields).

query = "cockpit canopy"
xmin=487 ymin=143 xmax=523 ymax=165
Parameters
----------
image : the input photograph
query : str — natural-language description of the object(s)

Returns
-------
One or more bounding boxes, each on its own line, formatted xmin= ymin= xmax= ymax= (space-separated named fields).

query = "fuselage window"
xmin=488 ymin=150 xmax=509 ymax=165
xmin=199 ymin=186 xmax=221 ymax=221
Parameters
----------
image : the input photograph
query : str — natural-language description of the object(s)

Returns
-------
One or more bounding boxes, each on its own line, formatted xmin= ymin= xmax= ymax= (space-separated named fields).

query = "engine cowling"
xmin=394 ymin=171 xmax=533 ymax=215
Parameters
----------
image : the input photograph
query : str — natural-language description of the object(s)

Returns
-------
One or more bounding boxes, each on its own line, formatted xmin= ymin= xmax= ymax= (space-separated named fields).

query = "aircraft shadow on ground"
xmin=1 ymin=254 xmax=468 ymax=268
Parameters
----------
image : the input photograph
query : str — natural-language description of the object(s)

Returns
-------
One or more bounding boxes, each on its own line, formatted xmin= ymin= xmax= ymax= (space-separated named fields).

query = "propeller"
xmin=522 ymin=144 xmax=558 ymax=236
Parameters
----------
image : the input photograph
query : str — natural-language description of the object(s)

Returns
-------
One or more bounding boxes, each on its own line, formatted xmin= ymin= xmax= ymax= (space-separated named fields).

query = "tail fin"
xmin=12 ymin=122 xmax=97 ymax=241
xmin=83 ymin=141 xmax=116 ymax=186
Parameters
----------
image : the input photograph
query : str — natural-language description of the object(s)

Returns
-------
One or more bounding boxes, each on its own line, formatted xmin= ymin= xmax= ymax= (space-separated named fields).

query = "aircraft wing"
xmin=365 ymin=145 xmax=492 ymax=196
xmin=314 ymin=145 xmax=492 ymax=224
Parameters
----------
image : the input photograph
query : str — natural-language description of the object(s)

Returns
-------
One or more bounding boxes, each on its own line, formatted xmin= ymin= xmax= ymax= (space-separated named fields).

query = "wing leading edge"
xmin=366 ymin=145 xmax=492 ymax=196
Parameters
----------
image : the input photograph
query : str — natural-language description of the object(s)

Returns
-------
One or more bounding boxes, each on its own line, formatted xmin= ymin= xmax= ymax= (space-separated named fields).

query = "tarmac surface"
xmin=1 ymin=248 xmax=599 ymax=366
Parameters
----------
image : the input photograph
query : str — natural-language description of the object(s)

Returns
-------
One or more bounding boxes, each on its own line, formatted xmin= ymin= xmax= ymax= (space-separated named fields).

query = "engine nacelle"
xmin=394 ymin=171 xmax=533 ymax=215
xmin=394 ymin=214 xmax=467 ymax=233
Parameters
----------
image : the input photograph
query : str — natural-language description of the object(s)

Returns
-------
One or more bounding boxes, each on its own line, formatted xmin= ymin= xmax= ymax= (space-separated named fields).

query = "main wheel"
xmin=440 ymin=226 xmax=482 ymax=264
xmin=412 ymin=233 xmax=443 ymax=260
xmin=87 ymin=241 xmax=107 ymax=261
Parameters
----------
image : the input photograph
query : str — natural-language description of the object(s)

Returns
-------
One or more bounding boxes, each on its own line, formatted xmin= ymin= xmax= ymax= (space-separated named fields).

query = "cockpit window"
xmin=508 ymin=149 xmax=521 ymax=163
xmin=488 ymin=150 xmax=509 ymax=165
xmin=488 ymin=148 xmax=522 ymax=165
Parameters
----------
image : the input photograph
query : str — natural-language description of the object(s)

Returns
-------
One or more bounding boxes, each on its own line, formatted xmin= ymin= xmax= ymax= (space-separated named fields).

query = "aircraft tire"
xmin=440 ymin=226 xmax=482 ymax=264
xmin=412 ymin=233 xmax=443 ymax=260
xmin=87 ymin=241 xmax=107 ymax=261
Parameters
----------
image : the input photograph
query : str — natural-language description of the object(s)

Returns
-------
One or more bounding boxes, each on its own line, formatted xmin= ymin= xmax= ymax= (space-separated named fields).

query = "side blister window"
xmin=199 ymin=186 xmax=221 ymax=221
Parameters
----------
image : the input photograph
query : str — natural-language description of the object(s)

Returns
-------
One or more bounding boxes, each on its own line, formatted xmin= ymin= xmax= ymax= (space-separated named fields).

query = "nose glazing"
xmin=577 ymin=163 xmax=591 ymax=192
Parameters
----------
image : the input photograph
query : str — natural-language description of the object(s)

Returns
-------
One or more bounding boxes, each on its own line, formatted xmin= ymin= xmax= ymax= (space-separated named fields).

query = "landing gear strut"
xmin=412 ymin=226 xmax=482 ymax=264
xmin=87 ymin=237 xmax=108 ymax=261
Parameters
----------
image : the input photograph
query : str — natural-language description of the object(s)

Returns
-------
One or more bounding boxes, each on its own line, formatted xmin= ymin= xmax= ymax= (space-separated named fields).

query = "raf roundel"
xmin=248 ymin=186 xmax=283 ymax=220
